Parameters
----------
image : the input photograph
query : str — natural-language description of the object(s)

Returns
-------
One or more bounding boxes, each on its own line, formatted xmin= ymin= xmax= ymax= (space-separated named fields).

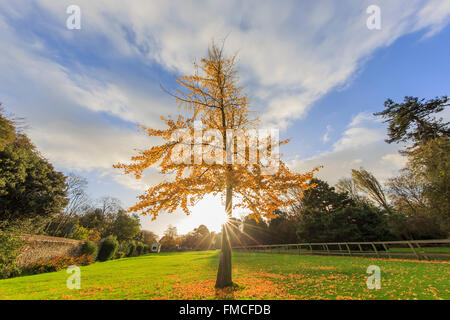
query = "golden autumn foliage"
xmin=114 ymin=42 xmax=319 ymax=223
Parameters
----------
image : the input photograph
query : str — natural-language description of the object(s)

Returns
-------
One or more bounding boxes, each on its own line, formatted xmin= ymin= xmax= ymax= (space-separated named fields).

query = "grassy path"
xmin=0 ymin=251 xmax=448 ymax=300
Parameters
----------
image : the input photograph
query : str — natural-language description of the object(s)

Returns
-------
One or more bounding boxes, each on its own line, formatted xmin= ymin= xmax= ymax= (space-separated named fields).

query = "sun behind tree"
xmin=114 ymin=42 xmax=318 ymax=288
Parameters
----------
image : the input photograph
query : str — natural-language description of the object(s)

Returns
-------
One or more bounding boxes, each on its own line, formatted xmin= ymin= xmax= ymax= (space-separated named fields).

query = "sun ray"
xmin=194 ymin=232 xmax=213 ymax=250
xmin=227 ymin=220 xmax=262 ymax=246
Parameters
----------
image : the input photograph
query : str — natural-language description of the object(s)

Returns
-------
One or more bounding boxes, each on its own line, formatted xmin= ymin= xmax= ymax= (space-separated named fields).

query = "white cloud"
xmin=415 ymin=0 xmax=450 ymax=38
xmin=381 ymin=153 xmax=407 ymax=169
xmin=3 ymin=0 xmax=450 ymax=129
xmin=291 ymin=112 xmax=406 ymax=184
xmin=332 ymin=113 xmax=384 ymax=151
xmin=322 ymin=125 xmax=332 ymax=143
xmin=333 ymin=127 xmax=385 ymax=151
xmin=0 ymin=11 xmax=172 ymax=173
xmin=349 ymin=112 xmax=381 ymax=127
xmin=0 ymin=0 xmax=448 ymax=235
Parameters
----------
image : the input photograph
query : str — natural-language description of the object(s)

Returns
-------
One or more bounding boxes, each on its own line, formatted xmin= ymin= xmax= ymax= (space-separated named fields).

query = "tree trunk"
xmin=215 ymin=182 xmax=233 ymax=288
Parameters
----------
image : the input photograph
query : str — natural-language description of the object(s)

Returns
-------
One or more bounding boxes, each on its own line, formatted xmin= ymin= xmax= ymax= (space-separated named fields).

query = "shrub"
xmin=114 ymin=251 xmax=126 ymax=259
xmin=136 ymin=243 xmax=144 ymax=255
xmin=76 ymin=254 xmax=94 ymax=266
xmin=0 ymin=227 xmax=24 ymax=279
xmin=115 ymin=241 xmax=130 ymax=259
xmin=127 ymin=241 xmax=136 ymax=257
xmin=88 ymin=229 xmax=101 ymax=242
xmin=81 ymin=240 xmax=98 ymax=260
xmin=68 ymin=224 xmax=90 ymax=241
xmin=97 ymin=235 xmax=118 ymax=261
xmin=22 ymin=254 xmax=94 ymax=275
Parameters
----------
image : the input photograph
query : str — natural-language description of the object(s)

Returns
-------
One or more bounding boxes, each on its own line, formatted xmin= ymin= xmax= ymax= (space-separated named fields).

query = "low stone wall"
xmin=17 ymin=234 xmax=84 ymax=267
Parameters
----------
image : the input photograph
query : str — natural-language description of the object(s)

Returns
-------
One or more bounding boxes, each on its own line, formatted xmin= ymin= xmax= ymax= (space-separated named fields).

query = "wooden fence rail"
xmin=233 ymin=239 xmax=450 ymax=261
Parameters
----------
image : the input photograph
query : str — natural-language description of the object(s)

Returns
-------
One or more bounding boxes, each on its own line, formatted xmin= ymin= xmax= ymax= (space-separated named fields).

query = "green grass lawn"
xmin=0 ymin=251 xmax=448 ymax=300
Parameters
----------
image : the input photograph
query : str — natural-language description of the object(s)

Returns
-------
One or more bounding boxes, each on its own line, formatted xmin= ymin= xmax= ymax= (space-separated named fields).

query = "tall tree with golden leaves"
xmin=114 ymin=42 xmax=318 ymax=288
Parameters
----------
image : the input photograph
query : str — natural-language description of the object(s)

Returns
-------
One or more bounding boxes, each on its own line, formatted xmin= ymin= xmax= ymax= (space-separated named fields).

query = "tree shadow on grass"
xmin=196 ymin=250 xmax=221 ymax=268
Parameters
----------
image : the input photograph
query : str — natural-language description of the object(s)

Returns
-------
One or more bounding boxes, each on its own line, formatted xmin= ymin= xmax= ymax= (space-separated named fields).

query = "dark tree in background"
xmin=375 ymin=95 xmax=449 ymax=238
xmin=0 ymin=134 xmax=67 ymax=224
xmin=296 ymin=179 xmax=390 ymax=242
xmin=297 ymin=206 xmax=390 ymax=243
xmin=267 ymin=210 xmax=299 ymax=244
xmin=301 ymin=179 xmax=352 ymax=213
xmin=374 ymin=96 xmax=449 ymax=148
xmin=241 ymin=215 xmax=268 ymax=245
xmin=111 ymin=210 xmax=141 ymax=242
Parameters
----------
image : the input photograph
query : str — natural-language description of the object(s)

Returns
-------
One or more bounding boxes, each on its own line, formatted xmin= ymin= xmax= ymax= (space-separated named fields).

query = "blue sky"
xmin=1 ymin=1 xmax=449 ymax=235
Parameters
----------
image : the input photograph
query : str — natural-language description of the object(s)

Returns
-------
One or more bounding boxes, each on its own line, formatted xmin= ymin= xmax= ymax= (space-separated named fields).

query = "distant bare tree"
xmin=97 ymin=196 xmax=122 ymax=216
xmin=65 ymin=174 xmax=91 ymax=216
xmin=140 ymin=230 xmax=159 ymax=245
xmin=335 ymin=177 xmax=367 ymax=204
xmin=386 ymin=171 xmax=427 ymax=214
xmin=164 ymin=225 xmax=178 ymax=238
xmin=49 ymin=174 xmax=91 ymax=234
